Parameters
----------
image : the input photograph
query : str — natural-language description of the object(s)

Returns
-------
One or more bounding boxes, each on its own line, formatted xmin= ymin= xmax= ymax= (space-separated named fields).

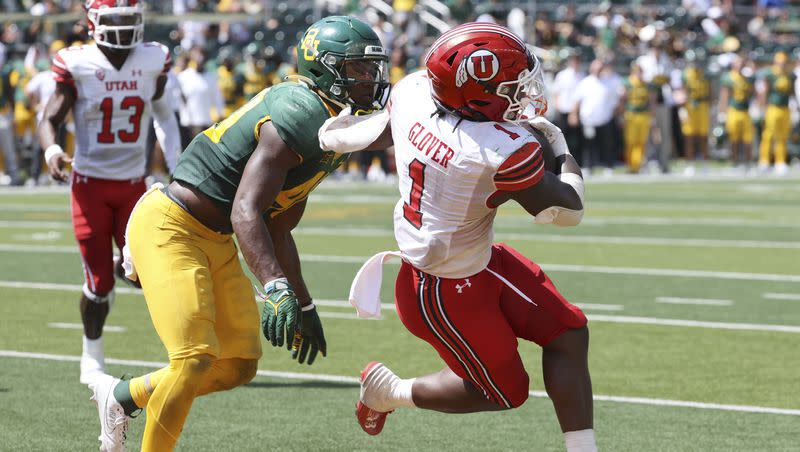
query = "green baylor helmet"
xmin=297 ymin=16 xmax=390 ymax=112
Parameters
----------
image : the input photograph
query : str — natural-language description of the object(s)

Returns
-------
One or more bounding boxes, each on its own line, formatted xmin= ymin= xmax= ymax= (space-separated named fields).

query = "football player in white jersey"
xmin=38 ymin=0 xmax=180 ymax=386
xmin=321 ymin=23 xmax=596 ymax=451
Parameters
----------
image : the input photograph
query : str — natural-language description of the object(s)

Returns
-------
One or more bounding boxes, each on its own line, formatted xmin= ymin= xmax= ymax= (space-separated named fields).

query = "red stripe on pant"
xmin=417 ymin=271 xmax=512 ymax=408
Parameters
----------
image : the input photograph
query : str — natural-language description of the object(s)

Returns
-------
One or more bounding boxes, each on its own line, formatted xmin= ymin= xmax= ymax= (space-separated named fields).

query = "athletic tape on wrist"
xmin=301 ymin=303 xmax=316 ymax=312
xmin=44 ymin=144 xmax=66 ymax=163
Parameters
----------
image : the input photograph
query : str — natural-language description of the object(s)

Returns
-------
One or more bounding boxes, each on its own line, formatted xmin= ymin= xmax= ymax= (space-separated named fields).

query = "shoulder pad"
xmin=267 ymin=83 xmax=332 ymax=159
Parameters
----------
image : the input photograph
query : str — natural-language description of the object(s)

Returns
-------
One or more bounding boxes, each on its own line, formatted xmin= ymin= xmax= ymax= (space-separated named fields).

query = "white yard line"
xmin=48 ymin=322 xmax=126 ymax=332
xmin=763 ymin=293 xmax=800 ymax=301
xmin=1 ymin=349 xmax=798 ymax=416
xmin=4 ymin=280 xmax=800 ymax=334
xmin=0 ymin=220 xmax=72 ymax=229
xmin=588 ymin=315 xmax=800 ymax=333
xmin=1 ymin=204 xmax=70 ymax=212
xmin=656 ymin=297 xmax=734 ymax=307
xmin=1 ymin=248 xmax=799 ymax=283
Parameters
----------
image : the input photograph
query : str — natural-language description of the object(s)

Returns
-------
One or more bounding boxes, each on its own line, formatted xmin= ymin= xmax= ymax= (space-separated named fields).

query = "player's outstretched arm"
xmin=266 ymin=201 xmax=327 ymax=365
xmin=318 ymin=107 xmax=393 ymax=152
xmin=38 ymin=82 xmax=75 ymax=182
xmin=232 ymin=121 xmax=301 ymax=348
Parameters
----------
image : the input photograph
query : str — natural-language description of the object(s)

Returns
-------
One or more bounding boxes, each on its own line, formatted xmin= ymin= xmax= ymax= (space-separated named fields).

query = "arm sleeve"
xmin=51 ymin=52 xmax=74 ymax=85
xmin=493 ymin=141 xmax=545 ymax=192
xmin=152 ymin=94 xmax=181 ymax=174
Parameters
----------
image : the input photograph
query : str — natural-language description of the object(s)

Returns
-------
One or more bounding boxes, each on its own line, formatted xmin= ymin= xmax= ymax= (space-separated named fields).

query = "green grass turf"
xmin=1 ymin=177 xmax=799 ymax=450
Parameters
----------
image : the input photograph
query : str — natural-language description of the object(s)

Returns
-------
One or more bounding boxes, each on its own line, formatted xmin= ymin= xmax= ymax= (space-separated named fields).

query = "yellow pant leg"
xmin=625 ymin=112 xmax=650 ymax=172
xmin=684 ymin=102 xmax=709 ymax=136
xmin=211 ymin=250 xmax=262 ymax=360
xmin=761 ymin=105 xmax=791 ymax=164
xmin=127 ymin=189 xmax=251 ymax=451
xmin=726 ymin=108 xmax=753 ymax=144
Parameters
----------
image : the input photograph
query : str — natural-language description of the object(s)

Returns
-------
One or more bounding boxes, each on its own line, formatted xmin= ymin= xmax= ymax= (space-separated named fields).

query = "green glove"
xmin=290 ymin=303 xmax=327 ymax=365
xmin=261 ymin=278 xmax=300 ymax=348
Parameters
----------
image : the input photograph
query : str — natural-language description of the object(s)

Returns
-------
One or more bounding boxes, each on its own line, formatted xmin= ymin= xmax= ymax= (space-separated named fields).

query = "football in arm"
xmin=524 ymin=125 xmax=560 ymax=174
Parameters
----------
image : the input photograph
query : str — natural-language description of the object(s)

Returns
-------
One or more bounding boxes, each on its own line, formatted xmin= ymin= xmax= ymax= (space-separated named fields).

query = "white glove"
xmin=528 ymin=117 xmax=569 ymax=157
xmin=318 ymin=107 xmax=390 ymax=153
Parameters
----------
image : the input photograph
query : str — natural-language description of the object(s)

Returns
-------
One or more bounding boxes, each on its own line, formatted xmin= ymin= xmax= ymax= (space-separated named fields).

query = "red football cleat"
xmin=356 ymin=361 xmax=393 ymax=435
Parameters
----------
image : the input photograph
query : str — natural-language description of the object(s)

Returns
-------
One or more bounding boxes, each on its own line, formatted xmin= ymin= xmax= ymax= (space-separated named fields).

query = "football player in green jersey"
xmin=88 ymin=16 xmax=390 ymax=451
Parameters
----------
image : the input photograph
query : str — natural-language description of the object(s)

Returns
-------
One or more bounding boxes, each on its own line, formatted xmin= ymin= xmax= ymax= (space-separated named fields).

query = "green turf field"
xmin=1 ymin=176 xmax=799 ymax=451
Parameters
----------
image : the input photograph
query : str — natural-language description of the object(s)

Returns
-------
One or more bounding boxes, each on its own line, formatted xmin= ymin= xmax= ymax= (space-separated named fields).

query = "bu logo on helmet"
xmin=466 ymin=50 xmax=499 ymax=81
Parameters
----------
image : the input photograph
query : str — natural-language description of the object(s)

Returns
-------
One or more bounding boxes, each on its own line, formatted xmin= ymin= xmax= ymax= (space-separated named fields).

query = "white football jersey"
xmin=52 ymin=42 xmax=170 ymax=180
xmin=391 ymin=71 xmax=546 ymax=278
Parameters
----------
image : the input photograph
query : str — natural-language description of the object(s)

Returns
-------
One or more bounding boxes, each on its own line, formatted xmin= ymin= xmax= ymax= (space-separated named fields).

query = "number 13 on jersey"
xmin=403 ymin=159 xmax=426 ymax=229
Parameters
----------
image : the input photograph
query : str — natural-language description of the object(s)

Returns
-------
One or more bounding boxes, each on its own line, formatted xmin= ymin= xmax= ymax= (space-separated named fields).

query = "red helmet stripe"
xmin=425 ymin=23 xmax=526 ymax=64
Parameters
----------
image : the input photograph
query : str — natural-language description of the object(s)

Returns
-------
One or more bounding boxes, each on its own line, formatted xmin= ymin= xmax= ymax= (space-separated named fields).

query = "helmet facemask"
xmin=319 ymin=45 xmax=390 ymax=113
xmin=496 ymin=55 xmax=547 ymax=123
xmin=88 ymin=6 xmax=144 ymax=50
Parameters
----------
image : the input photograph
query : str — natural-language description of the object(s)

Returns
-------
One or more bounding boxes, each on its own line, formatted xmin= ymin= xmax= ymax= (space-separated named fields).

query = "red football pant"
xmin=71 ymin=172 xmax=145 ymax=296
xmin=395 ymin=243 xmax=587 ymax=408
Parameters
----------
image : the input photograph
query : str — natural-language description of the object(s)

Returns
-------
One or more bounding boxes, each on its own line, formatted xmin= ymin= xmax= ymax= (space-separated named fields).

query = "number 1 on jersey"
xmin=403 ymin=159 xmax=426 ymax=229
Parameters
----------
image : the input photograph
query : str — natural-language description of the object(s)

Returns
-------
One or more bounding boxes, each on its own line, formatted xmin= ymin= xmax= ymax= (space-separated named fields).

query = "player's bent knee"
xmin=175 ymin=354 xmax=215 ymax=379
xmin=232 ymin=359 xmax=258 ymax=388
xmin=545 ymin=326 xmax=589 ymax=354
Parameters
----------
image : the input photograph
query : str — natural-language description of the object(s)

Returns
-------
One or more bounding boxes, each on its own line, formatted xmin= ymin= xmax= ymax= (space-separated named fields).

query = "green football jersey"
xmin=720 ymin=71 xmax=754 ymax=111
xmin=624 ymin=76 xmax=651 ymax=112
xmin=172 ymin=80 xmax=349 ymax=218
xmin=762 ymin=68 xmax=796 ymax=107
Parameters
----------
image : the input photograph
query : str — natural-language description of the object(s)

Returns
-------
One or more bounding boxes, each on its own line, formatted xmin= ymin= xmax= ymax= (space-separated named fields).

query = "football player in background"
xmin=37 ymin=0 xmax=180 ymax=386
xmin=679 ymin=52 xmax=711 ymax=176
xmin=88 ymin=16 xmax=390 ymax=451
xmin=757 ymin=51 xmax=796 ymax=174
xmin=323 ymin=22 xmax=595 ymax=452
xmin=718 ymin=55 xmax=755 ymax=171
xmin=621 ymin=62 xmax=655 ymax=173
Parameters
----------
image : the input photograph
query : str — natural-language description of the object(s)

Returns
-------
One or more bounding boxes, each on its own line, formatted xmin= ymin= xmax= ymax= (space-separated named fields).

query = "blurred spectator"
xmin=638 ymin=44 xmax=676 ymax=173
xmin=0 ymin=51 xmax=19 ymax=185
xmin=551 ymin=53 xmax=584 ymax=166
xmin=573 ymin=59 xmax=618 ymax=175
xmin=24 ymin=40 xmax=66 ymax=184
xmin=177 ymin=46 xmax=224 ymax=147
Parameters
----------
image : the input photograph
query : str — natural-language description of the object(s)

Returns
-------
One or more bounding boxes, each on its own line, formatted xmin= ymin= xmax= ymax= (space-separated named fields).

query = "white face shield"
xmin=496 ymin=54 xmax=548 ymax=123
xmin=89 ymin=6 xmax=144 ymax=49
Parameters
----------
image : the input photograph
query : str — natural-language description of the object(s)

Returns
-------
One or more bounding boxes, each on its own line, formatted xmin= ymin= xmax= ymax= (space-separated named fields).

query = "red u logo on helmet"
xmin=466 ymin=50 xmax=499 ymax=81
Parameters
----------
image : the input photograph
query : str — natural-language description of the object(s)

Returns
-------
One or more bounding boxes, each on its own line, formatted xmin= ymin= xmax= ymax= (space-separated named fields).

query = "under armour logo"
xmin=131 ymin=69 xmax=142 ymax=76
xmin=455 ymin=278 xmax=471 ymax=293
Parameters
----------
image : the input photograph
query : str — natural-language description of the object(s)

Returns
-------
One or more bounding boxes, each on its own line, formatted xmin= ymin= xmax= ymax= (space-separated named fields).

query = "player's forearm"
xmin=268 ymin=229 xmax=312 ymax=305
xmin=38 ymin=117 xmax=61 ymax=149
xmin=231 ymin=207 xmax=285 ymax=285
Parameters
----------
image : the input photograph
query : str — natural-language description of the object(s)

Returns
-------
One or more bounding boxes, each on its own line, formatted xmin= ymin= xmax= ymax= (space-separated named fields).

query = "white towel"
xmin=348 ymin=251 xmax=403 ymax=319
xmin=121 ymin=182 xmax=164 ymax=281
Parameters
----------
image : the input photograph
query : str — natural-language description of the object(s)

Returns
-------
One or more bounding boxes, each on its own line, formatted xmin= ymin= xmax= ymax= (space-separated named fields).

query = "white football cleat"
xmin=88 ymin=374 xmax=129 ymax=452
xmin=356 ymin=361 xmax=397 ymax=435
xmin=775 ymin=162 xmax=789 ymax=176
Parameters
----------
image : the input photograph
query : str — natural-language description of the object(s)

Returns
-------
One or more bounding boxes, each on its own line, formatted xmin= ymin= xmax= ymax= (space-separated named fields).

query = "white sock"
xmin=390 ymin=378 xmax=416 ymax=409
xmin=564 ymin=429 xmax=597 ymax=452
xmin=362 ymin=364 xmax=416 ymax=411
xmin=80 ymin=336 xmax=105 ymax=383
xmin=83 ymin=335 xmax=104 ymax=357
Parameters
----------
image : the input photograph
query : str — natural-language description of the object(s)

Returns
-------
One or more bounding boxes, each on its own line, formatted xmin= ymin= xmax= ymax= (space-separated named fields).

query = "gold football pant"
xmin=127 ymin=188 xmax=261 ymax=451
xmin=725 ymin=108 xmax=754 ymax=144
xmin=759 ymin=105 xmax=790 ymax=165
xmin=681 ymin=102 xmax=710 ymax=137
xmin=624 ymin=111 xmax=651 ymax=172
